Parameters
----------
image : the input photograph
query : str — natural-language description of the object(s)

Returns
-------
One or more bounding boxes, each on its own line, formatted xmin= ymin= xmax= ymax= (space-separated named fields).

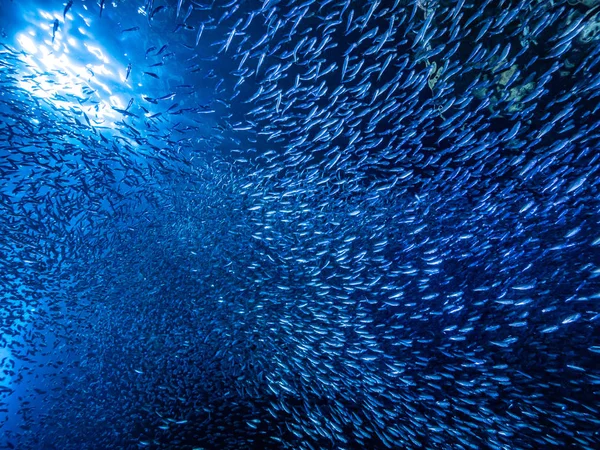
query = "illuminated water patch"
xmin=13 ymin=8 xmax=131 ymax=127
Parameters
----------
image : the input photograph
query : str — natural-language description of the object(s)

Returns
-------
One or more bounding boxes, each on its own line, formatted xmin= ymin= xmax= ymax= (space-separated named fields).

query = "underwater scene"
xmin=1 ymin=0 xmax=600 ymax=448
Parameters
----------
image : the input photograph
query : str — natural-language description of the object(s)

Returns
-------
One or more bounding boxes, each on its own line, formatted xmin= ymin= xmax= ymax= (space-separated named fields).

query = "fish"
xmin=156 ymin=44 xmax=168 ymax=56
xmin=149 ymin=5 xmax=166 ymax=21
xmin=121 ymin=26 xmax=140 ymax=33
xmin=112 ymin=106 xmax=138 ymax=117
xmin=2 ymin=0 xmax=600 ymax=449
xmin=195 ymin=22 xmax=205 ymax=47
xmin=125 ymin=62 xmax=132 ymax=80
xmin=156 ymin=92 xmax=176 ymax=101
xmin=183 ymin=4 xmax=193 ymax=23
xmin=145 ymin=46 xmax=157 ymax=57
xmin=51 ymin=18 xmax=59 ymax=43
xmin=63 ymin=0 xmax=73 ymax=19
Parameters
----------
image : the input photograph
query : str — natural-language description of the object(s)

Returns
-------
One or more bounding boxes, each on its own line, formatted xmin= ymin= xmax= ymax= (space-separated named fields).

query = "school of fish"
xmin=1 ymin=0 xmax=600 ymax=448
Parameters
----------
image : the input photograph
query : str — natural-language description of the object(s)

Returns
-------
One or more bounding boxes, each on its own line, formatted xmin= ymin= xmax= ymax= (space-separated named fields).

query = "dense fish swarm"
xmin=1 ymin=0 xmax=600 ymax=448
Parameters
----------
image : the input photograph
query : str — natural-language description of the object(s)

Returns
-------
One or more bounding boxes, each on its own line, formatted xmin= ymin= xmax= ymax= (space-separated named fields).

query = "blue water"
xmin=1 ymin=0 xmax=600 ymax=449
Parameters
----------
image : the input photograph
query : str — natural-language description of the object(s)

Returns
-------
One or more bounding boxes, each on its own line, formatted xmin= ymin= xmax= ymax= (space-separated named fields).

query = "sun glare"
xmin=14 ymin=8 xmax=128 ymax=127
